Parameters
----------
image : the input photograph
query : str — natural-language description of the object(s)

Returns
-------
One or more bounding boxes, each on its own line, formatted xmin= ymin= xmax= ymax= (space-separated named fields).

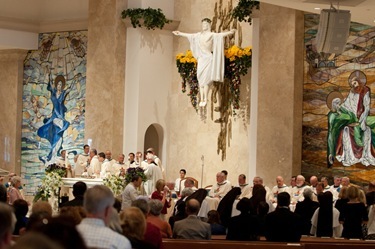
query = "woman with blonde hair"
xmin=120 ymin=207 xmax=155 ymax=249
xmin=335 ymin=186 xmax=348 ymax=215
xmin=151 ymin=179 xmax=171 ymax=220
xmin=339 ymin=186 xmax=368 ymax=238
xmin=8 ymin=176 xmax=25 ymax=205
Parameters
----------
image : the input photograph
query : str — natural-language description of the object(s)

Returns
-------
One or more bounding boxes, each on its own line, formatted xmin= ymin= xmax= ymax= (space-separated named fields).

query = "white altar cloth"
xmin=62 ymin=177 xmax=103 ymax=188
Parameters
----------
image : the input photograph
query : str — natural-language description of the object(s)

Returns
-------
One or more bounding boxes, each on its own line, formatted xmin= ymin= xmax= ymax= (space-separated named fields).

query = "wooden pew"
xmin=304 ymin=243 xmax=375 ymax=249
xmin=163 ymin=238 xmax=375 ymax=249
xmin=163 ymin=239 xmax=303 ymax=249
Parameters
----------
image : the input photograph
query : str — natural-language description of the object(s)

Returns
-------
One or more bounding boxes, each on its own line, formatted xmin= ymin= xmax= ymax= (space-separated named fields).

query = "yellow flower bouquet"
xmin=176 ymin=46 xmax=252 ymax=111
xmin=176 ymin=50 xmax=199 ymax=109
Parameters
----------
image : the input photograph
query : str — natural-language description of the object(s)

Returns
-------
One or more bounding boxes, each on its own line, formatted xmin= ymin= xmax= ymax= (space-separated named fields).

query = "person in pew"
xmin=227 ymin=197 xmax=260 ymax=241
xmin=76 ymin=185 xmax=131 ymax=249
xmin=366 ymin=181 xmax=375 ymax=207
xmin=132 ymin=199 xmax=162 ymax=249
xmin=12 ymin=199 xmax=29 ymax=235
xmin=147 ymin=199 xmax=173 ymax=238
xmin=169 ymin=187 xmax=195 ymax=230
xmin=207 ymin=210 xmax=226 ymax=235
xmin=184 ymin=178 xmax=198 ymax=191
xmin=121 ymin=207 xmax=156 ymax=249
xmin=265 ymin=192 xmax=302 ymax=242
xmin=310 ymin=191 xmax=342 ymax=237
xmin=256 ymin=201 xmax=269 ymax=236
xmin=339 ymin=186 xmax=368 ymax=239
xmin=294 ymin=188 xmax=319 ymax=236
xmin=60 ymin=181 xmax=87 ymax=207
xmin=173 ymin=199 xmax=211 ymax=239
xmin=0 ymin=202 xmax=15 ymax=249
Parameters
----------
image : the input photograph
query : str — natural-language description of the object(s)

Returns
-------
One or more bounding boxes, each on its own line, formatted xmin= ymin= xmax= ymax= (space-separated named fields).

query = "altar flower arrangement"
xmin=176 ymin=50 xmax=199 ymax=110
xmin=125 ymin=167 xmax=147 ymax=185
xmin=175 ymin=46 xmax=252 ymax=111
xmin=33 ymin=169 xmax=64 ymax=202
xmin=103 ymin=175 xmax=126 ymax=196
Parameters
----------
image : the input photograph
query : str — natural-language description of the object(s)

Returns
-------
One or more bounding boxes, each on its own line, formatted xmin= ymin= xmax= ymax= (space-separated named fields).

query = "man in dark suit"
xmin=265 ymin=192 xmax=302 ymax=242
xmin=60 ymin=181 xmax=87 ymax=207
xmin=173 ymin=198 xmax=211 ymax=239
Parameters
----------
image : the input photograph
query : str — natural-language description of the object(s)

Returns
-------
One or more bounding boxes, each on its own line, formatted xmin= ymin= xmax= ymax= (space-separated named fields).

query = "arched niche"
xmin=144 ymin=123 xmax=164 ymax=160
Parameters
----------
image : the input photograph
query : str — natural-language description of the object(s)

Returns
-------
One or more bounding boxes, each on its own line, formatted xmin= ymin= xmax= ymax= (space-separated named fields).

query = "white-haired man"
xmin=77 ymin=185 xmax=131 ymax=249
xmin=291 ymin=175 xmax=311 ymax=203
xmin=271 ymin=176 xmax=290 ymax=203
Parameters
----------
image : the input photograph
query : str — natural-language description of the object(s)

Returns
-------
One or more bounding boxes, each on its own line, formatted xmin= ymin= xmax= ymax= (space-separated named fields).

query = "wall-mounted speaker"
xmin=316 ymin=9 xmax=351 ymax=54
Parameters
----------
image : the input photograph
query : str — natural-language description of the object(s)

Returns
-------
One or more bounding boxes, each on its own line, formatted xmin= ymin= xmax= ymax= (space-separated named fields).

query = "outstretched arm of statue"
xmin=172 ymin=31 xmax=191 ymax=37
xmin=221 ymin=29 xmax=236 ymax=37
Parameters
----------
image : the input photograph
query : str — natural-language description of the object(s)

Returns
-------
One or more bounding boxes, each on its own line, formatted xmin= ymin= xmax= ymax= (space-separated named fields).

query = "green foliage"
xmin=121 ymin=8 xmax=171 ymax=30
xmin=231 ymin=0 xmax=260 ymax=24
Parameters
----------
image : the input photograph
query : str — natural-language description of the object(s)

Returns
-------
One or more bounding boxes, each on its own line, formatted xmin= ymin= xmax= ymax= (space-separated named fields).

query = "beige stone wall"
xmin=85 ymin=0 xmax=126 ymax=155
xmin=0 ymin=50 xmax=27 ymax=175
xmin=256 ymin=3 xmax=303 ymax=187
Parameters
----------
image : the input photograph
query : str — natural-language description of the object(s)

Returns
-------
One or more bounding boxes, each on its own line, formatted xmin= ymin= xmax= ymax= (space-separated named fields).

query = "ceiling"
xmin=0 ymin=0 xmax=374 ymax=50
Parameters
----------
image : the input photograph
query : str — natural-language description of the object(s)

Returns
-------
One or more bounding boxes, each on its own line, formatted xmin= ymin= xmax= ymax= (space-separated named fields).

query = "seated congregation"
xmin=1 ymin=169 xmax=375 ymax=249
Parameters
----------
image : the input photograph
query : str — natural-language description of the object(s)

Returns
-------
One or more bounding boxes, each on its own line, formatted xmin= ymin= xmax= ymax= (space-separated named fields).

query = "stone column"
xmin=0 ymin=50 xmax=27 ymax=175
xmin=86 ymin=0 xmax=126 ymax=154
xmin=255 ymin=3 xmax=304 ymax=187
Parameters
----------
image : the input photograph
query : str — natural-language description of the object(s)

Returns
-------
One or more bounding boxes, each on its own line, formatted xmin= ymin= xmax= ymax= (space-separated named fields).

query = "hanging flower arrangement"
xmin=224 ymin=45 xmax=252 ymax=109
xmin=176 ymin=50 xmax=199 ymax=110
xmin=176 ymin=46 xmax=252 ymax=111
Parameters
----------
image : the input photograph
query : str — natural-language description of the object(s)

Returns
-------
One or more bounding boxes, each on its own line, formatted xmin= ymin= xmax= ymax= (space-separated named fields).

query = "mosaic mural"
xmin=302 ymin=14 xmax=375 ymax=187
xmin=22 ymin=31 xmax=87 ymax=195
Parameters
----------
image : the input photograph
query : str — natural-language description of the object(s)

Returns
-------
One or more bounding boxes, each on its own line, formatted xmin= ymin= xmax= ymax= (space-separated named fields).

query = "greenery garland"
xmin=121 ymin=8 xmax=171 ymax=30
xmin=231 ymin=0 xmax=260 ymax=24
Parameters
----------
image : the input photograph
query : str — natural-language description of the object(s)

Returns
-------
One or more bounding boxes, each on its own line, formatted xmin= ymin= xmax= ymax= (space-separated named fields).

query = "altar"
xmin=62 ymin=177 xmax=104 ymax=188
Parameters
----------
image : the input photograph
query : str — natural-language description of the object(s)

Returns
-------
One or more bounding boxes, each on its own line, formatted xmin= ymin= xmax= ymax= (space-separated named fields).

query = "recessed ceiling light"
xmin=314 ymin=7 xmax=321 ymax=10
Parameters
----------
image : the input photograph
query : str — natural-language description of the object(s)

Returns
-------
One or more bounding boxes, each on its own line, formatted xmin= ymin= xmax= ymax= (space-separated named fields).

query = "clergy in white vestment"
xmin=100 ymin=158 xmax=113 ymax=178
xmin=87 ymin=149 xmax=102 ymax=178
xmin=125 ymin=152 xmax=137 ymax=168
xmin=252 ymin=176 xmax=273 ymax=201
xmin=143 ymin=158 xmax=163 ymax=196
xmin=75 ymin=144 xmax=90 ymax=177
xmin=146 ymin=148 xmax=165 ymax=180
xmin=112 ymin=154 xmax=126 ymax=176
xmin=321 ymin=176 xmax=331 ymax=193
xmin=198 ymin=172 xmax=231 ymax=218
xmin=328 ymin=176 xmax=342 ymax=201
xmin=270 ymin=176 xmax=290 ymax=203
xmin=291 ymin=175 xmax=311 ymax=203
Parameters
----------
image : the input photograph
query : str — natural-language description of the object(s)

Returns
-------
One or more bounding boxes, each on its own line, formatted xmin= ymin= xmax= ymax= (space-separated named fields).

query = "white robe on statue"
xmin=187 ymin=32 xmax=226 ymax=86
